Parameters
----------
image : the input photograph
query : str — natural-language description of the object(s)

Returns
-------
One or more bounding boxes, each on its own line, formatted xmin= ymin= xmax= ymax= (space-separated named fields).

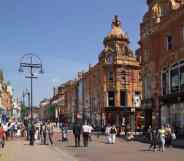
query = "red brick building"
xmin=140 ymin=0 xmax=184 ymax=134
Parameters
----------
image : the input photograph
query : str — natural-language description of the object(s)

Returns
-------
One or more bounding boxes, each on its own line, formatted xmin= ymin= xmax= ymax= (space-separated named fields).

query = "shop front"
xmin=160 ymin=93 xmax=184 ymax=136
xmin=105 ymin=107 xmax=144 ymax=132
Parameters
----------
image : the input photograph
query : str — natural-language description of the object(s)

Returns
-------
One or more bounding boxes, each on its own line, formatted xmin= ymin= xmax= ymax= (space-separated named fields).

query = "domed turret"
xmin=103 ymin=15 xmax=129 ymax=46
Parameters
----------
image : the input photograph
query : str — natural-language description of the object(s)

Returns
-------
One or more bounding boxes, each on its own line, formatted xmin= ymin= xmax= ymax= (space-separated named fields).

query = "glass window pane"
xmin=171 ymin=68 xmax=179 ymax=93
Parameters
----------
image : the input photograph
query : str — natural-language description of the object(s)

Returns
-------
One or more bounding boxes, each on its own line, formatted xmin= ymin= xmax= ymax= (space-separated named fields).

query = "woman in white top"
xmin=159 ymin=125 xmax=166 ymax=152
xmin=105 ymin=124 xmax=112 ymax=144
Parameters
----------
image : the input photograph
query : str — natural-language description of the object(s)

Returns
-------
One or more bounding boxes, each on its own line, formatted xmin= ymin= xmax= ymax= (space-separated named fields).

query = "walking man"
xmin=29 ymin=123 xmax=35 ymax=146
xmin=47 ymin=121 xmax=53 ymax=145
xmin=73 ymin=121 xmax=81 ymax=147
xmin=42 ymin=123 xmax=47 ymax=145
xmin=149 ymin=127 xmax=158 ymax=152
xmin=82 ymin=121 xmax=90 ymax=147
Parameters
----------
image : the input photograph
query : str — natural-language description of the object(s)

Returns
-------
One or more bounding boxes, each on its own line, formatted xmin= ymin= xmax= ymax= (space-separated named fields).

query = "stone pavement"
xmin=56 ymin=134 xmax=184 ymax=161
xmin=135 ymin=135 xmax=184 ymax=149
xmin=0 ymin=139 xmax=78 ymax=161
xmin=0 ymin=134 xmax=184 ymax=161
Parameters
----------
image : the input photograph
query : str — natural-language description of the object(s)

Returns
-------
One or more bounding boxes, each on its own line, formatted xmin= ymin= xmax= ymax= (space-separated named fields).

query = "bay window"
xmin=171 ymin=68 xmax=179 ymax=93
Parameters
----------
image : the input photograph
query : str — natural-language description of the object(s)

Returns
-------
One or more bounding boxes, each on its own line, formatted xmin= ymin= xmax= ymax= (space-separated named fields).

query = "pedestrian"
xmin=42 ymin=123 xmax=47 ymax=145
xmin=165 ymin=124 xmax=172 ymax=148
xmin=105 ymin=124 xmax=112 ymax=144
xmin=147 ymin=125 xmax=152 ymax=141
xmin=159 ymin=125 xmax=166 ymax=152
xmin=88 ymin=123 xmax=93 ymax=141
xmin=73 ymin=121 xmax=81 ymax=147
xmin=62 ymin=123 xmax=68 ymax=142
xmin=29 ymin=123 xmax=35 ymax=146
xmin=9 ymin=122 xmax=14 ymax=139
xmin=149 ymin=127 xmax=158 ymax=152
xmin=110 ymin=125 xmax=117 ymax=144
xmin=3 ymin=123 xmax=9 ymax=141
xmin=82 ymin=121 xmax=90 ymax=147
xmin=47 ymin=122 xmax=53 ymax=145
xmin=0 ymin=123 xmax=5 ymax=148
xmin=34 ymin=127 xmax=39 ymax=141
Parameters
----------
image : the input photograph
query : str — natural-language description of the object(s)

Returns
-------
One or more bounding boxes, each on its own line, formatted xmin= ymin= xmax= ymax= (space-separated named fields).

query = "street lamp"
xmin=22 ymin=89 xmax=30 ymax=118
xmin=18 ymin=53 xmax=44 ymax=145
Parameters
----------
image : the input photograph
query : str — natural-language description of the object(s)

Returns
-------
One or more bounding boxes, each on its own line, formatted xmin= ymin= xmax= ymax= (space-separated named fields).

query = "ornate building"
xmin=46 ymin=16 xmax=142 ymax=131
xmin=140 ymin=0 xmax=184 ymax=134
xmin=99 ymin=16 xmax=142 ymax=129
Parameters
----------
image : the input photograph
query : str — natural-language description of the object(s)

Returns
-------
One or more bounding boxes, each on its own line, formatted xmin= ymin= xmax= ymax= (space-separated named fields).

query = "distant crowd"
xmin=0 ymin=119 xmax=178 ymax=152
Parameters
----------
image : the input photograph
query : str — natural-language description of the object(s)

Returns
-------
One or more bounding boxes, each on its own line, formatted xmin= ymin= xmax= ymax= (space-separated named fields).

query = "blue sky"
xmin=0 ymin=0 xmax=147 ymax=106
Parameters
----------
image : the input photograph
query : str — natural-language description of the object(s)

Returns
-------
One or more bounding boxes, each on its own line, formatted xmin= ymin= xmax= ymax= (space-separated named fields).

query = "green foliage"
xmin=21 ymin=104 xmax=28 ymax=119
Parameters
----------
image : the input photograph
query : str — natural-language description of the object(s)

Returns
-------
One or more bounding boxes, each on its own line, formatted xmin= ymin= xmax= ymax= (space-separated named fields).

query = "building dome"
xmin=103 ymin=16 xmax=129 ymax=46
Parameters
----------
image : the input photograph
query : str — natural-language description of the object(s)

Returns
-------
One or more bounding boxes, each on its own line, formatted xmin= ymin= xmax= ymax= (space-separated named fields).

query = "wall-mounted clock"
xmin=106 ymin=54 xmax=113 ymax=64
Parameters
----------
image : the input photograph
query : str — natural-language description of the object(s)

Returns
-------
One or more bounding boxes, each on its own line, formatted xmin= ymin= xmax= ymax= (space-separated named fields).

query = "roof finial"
xmin=112 ymin=15 xmax=121 ymax=27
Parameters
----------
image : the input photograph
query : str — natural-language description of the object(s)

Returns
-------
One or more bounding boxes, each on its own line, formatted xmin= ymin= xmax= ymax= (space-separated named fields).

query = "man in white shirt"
xmin=82 ymin=121 xmax=90 ymax=147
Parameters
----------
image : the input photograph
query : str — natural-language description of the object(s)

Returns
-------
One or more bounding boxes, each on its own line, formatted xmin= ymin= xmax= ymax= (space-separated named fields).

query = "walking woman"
xmin=159 ymin=125 xmax=166 ymax=152
xmin=105 ymin=124 xmax=112 ymax=144
xmin=110 ymin=125 xmax=117 ymax=144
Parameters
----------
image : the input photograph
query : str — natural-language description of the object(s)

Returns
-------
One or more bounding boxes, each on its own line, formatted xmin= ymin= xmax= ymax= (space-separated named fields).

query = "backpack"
xmin=110 ymin=128 xmax=116 ymax=134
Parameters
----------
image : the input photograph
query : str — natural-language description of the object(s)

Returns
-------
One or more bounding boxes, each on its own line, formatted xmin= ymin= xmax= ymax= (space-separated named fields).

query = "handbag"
xmin=171 ymin=133 xmax=176 ymax=140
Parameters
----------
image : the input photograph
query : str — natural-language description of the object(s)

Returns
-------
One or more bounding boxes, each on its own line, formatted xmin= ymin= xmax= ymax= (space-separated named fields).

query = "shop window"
xmin=162 ymin=72 xmax=166 ymax=95
xmin=166 ymin=35 xmax=173 ymax=50
xmin=171 ymin=68 xmax=179 ymax=93
xmin=107 ymin=71 xmax=113 ymax=81
xmin=180 ymin=65 xmax=184 ymax=91
xmin=120 ymin=91 xmax=127 ymax=107
xmin=162 ymin=71 xmax=169 ymax=95
xmin=108 ymin=91 xmax=115 ymax=107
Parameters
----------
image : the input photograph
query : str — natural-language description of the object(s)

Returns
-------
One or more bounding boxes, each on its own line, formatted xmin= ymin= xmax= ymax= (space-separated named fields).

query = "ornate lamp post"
xmin=19 ymin=53 xmax=44 ymax=145
xmin=21 ymin=89 xmax=30 ymax=119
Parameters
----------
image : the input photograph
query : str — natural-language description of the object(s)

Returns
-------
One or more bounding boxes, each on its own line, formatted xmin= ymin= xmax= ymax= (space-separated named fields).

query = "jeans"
xmin=160 ymin=137 xmax=165 ymax=152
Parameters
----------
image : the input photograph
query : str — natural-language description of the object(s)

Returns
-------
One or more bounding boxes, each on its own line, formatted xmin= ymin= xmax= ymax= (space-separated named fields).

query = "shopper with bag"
xmin=105 ymin=124 xmax=112 ymax=144
xmin=0 ymin=123 xmax=6 ymax=148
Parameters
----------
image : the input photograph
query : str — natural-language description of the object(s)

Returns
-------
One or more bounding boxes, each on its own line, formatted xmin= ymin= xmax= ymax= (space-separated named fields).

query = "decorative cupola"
xmin=99 ymin=16 xmax=134 ymax=64
xmin=103 ymin=15 xmax=129 ymax=48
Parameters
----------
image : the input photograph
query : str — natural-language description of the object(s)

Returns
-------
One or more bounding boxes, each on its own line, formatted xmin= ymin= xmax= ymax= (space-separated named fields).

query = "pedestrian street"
xmin=1 ymin=132 xmax=184 ymax=161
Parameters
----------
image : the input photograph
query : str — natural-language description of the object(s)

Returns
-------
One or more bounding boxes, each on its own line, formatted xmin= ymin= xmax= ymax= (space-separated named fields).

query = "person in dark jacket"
xmin=73 ymin=121 xmax=81 ymax=147
xmin=149 ymin=127 xmax=158 ymax=152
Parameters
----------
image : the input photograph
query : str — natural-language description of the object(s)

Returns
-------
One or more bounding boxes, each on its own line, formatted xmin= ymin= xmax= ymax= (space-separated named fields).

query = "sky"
xmin=0 ymin=0 xmax=147 ymax=106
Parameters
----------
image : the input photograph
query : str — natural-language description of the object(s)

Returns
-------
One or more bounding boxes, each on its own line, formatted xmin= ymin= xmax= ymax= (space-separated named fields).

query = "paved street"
xmin=0 ymin=139 xmax=78 ymax=161
xmin=0 ymin=135 xmax=184 ymax=161
xmin=56 ymin=134 xmax=184 ymax=161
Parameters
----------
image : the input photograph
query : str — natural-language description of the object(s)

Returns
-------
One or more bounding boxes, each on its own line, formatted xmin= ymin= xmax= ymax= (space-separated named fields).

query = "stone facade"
xmin=99 ymin=16 xmax=142 ymax=130
xmin=44 ymin=16 xmax=142 ymax=130
xmin=140 ymin=0 xmax=184 ymax=134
